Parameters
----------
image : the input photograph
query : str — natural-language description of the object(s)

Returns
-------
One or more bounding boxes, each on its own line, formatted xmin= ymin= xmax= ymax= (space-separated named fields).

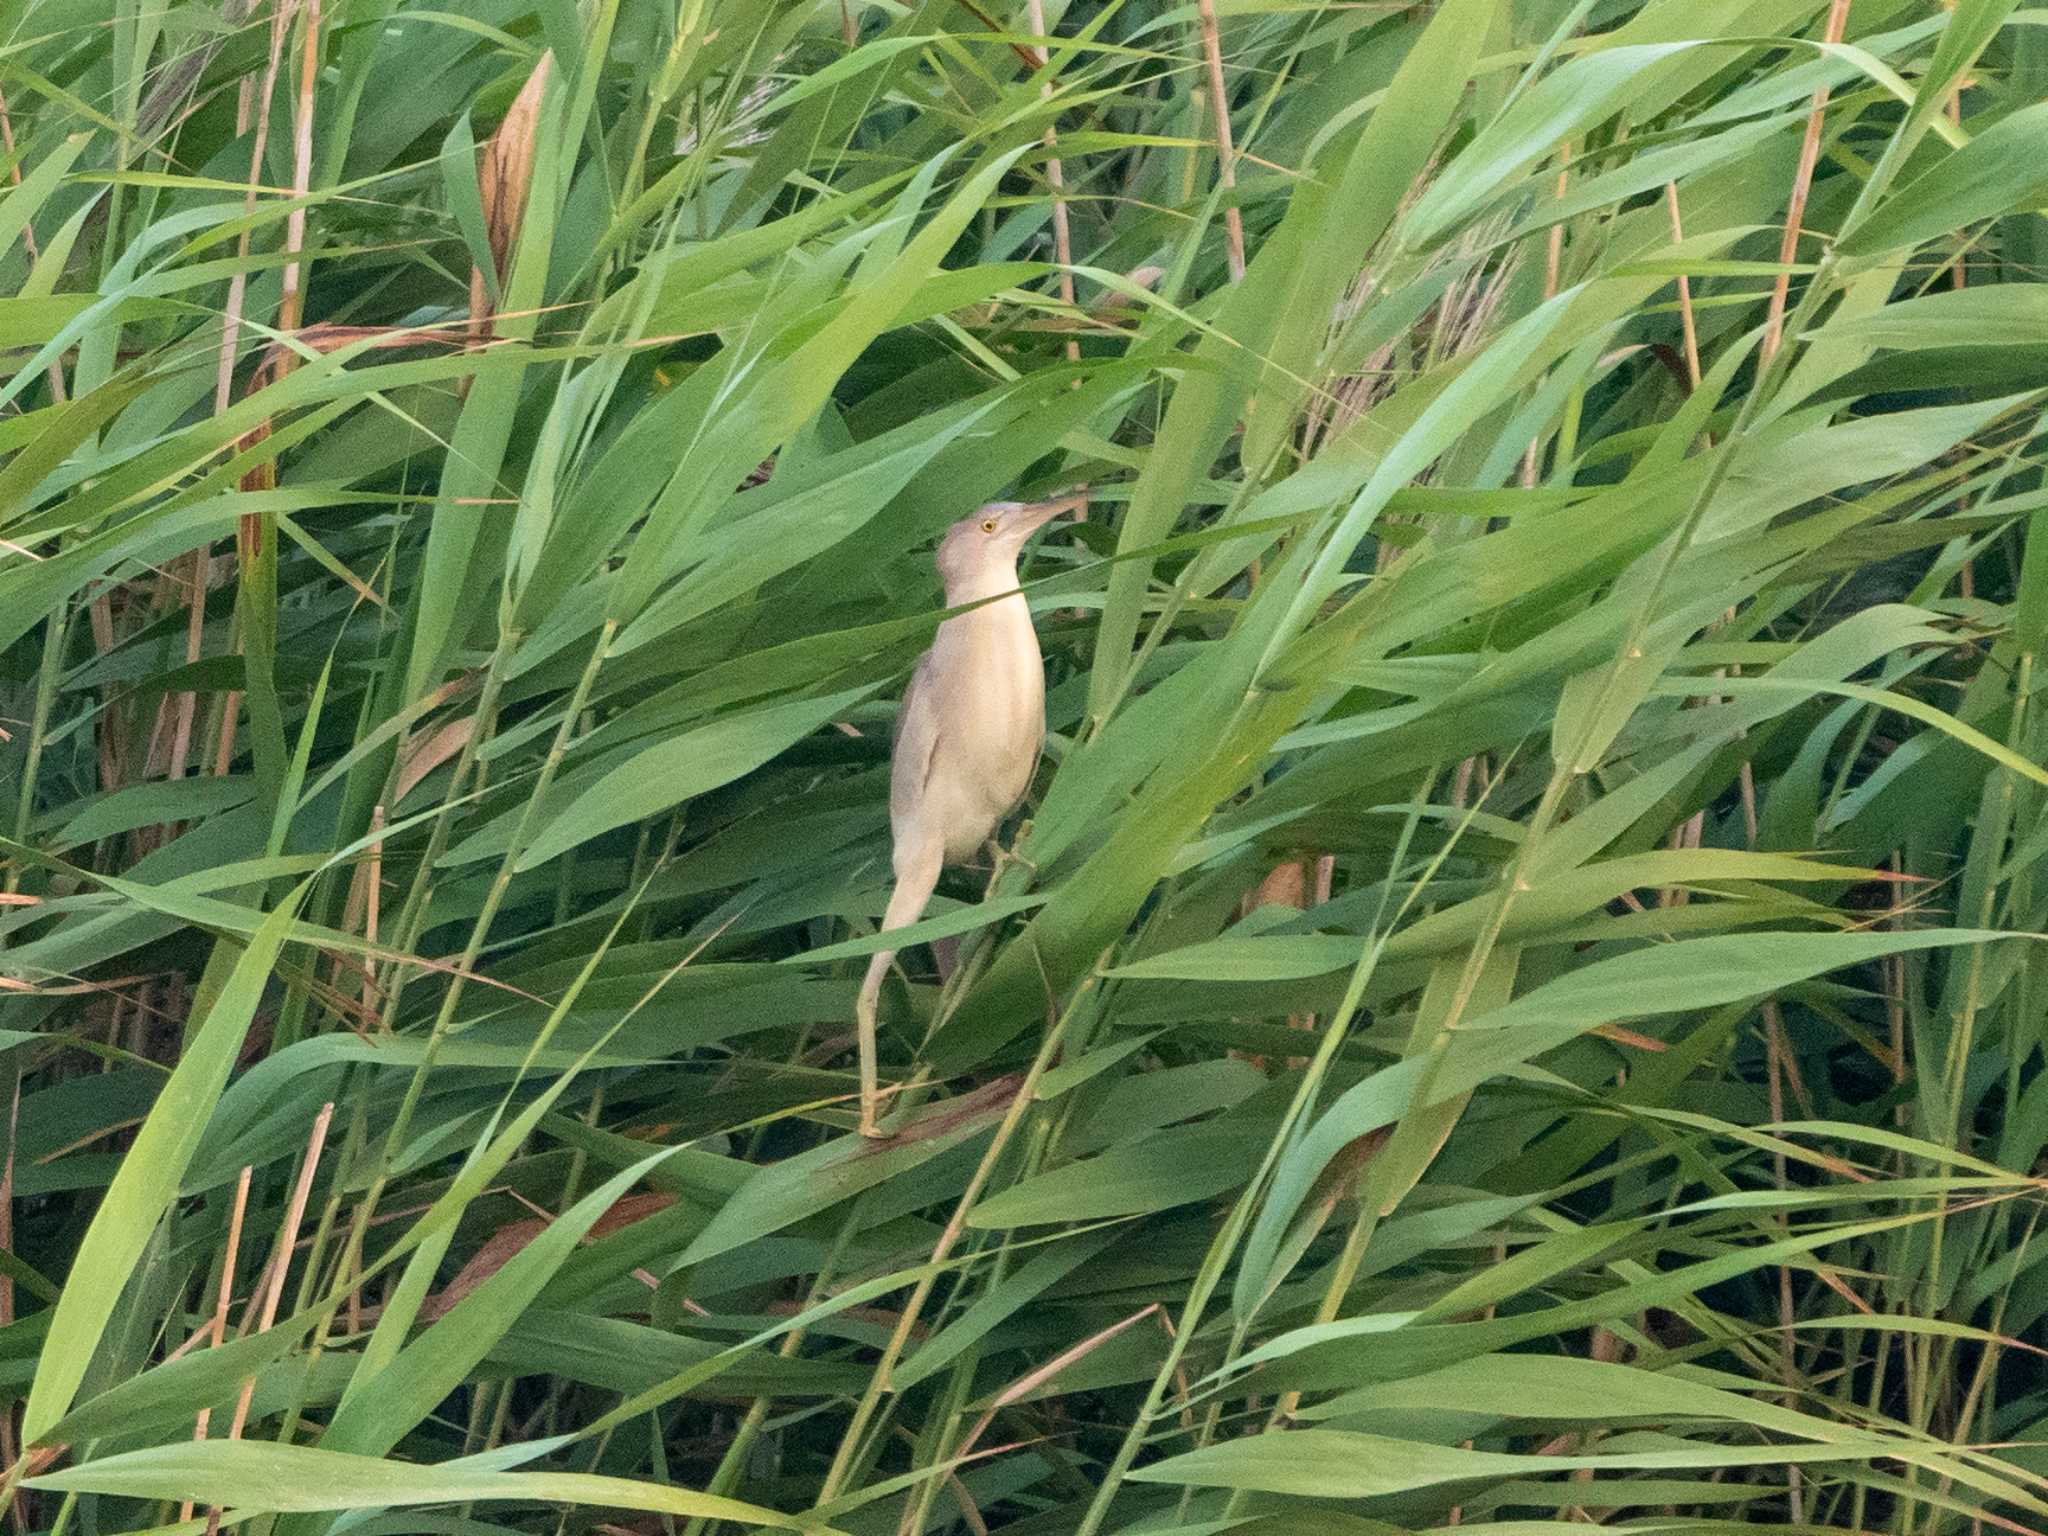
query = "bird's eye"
xmin=980 ymin=518 xmax=999 ymax=534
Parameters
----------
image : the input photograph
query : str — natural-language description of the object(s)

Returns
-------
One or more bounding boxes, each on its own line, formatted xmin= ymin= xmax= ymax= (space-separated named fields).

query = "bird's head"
xmin=935 ymin=490 xmax=1088 ymax=585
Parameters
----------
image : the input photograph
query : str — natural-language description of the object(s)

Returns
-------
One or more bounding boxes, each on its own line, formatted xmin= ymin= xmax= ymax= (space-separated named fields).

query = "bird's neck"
xmin=942 ymin=558 xmax=1025 ymax=609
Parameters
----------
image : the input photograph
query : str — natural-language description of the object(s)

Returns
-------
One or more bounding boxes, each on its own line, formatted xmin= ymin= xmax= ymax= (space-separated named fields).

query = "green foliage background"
xmin=3 ymin=0 xmax=2048 ymax=1530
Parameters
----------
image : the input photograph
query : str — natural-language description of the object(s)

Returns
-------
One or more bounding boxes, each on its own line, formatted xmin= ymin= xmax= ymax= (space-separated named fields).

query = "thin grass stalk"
xmin=373 ymin=641 xmax=518 ymax=1017
xmin=1074 ymin=774 xmax=1451 ymax=1536
xmin=1194 ymin=0 xmax=1244 ymax=281
xmin=814 ymin=981 xmax=1088 ymax=1505
xmin=893 ymin=1350 xmax=984 ymax=1535
xmin=1946 ymin=1208 xmax=2031 ymax=1508
xmin=3 ymin=607 xmax=67 ymax=897
xmin=83 ymin=591 xmax=123 ymax=797
xmin=1659 ymin=182 xmax=1715 ymax=887
xmin=365 ymin=622 xmax=616 ymax=1195
xmin=1386 ymin=262 xmax=1839 ymax=1152
xmin=1943 ymin=6 xmax=1975 ymax=604
xmin=284 ymin=1132 xmax=347 ymax=1320
xmin=1521 ymin=153 xmax=1570 ymax=490
xmin=203 ymin=1105 xmax=330 ymax=1536
xmin=1939 ymin=671 xmax=2030 ymax=1114
xmin=682 ymin=1201 xmax=867 ymax=1536
xmin=1084 ymin=466 xmax=1266 ymax=734
xmin=0 ymin=1064 xmax=18 ymax=1532
xmin=317 ymin=1075 xmax=376 ymax=1349
xmin=1762 ymin=1002 xmax=1805 ymax=1523
xmin=954 ymin=1303 xmax=1160 ymax=1464
xmin=896 ymin=1028 xmax=1092 ymax=1535
xmin=1242 ymin=290 xmax=1843 ymax=1528
xmin=1665 ymin=183 xmax=1703 ymax=391
xmin=1896 ymin=659 xmax=2037 ymax=1524
xmin=177 ymin=1166 xmax=252 ymax=1524
xmin=255 ymin=1074 xmax=370 ymax=1455
xmin=1024 ymin=0 xmax=1080 ymax=361
xmin=304 ymin=651 xmax=663 ymax=1444
xmin=179 ymin=0 xmax=291 ymax=788
xmin=360 ymin=805 xmax=385 ymax=1026
xmin=0 ymin=88 xmax=68 ymax=408
xmin=621 ymin=9 xmax=699 ymax=214
xmin=1731 ymin=279 xmax=1797 ymax=1504
xmin=1069 ymin=1071 xmax=1329 ymax=1532
xmin=1191 ymin=781 xmax=1478 ymax=1531
xmin=277 ymin=0 xmax=320 ymax=339
xmin=1760 ymin=0 xmax=1851 ymax=365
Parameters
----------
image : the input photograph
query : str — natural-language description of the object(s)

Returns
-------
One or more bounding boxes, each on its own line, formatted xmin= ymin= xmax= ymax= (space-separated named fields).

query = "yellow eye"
xmin=980 ymin=518 xmax=999 ymax=533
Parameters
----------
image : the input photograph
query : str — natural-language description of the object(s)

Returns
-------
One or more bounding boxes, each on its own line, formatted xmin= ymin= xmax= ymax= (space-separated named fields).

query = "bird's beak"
xmin=1013 ymin=490 xmax=1090 ymax=534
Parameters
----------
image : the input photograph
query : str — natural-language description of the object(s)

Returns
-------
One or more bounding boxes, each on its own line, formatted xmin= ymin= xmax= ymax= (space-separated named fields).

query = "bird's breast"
xmin=926 ymin=595 xmax=1046 ymax=852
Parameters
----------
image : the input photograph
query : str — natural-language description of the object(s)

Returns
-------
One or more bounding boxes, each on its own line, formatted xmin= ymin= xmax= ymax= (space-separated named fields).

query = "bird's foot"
xmin=857 ymin=1082 xmax=899 ymax=1140
xmin=985 ymin=827 xmax=1040 ymax=892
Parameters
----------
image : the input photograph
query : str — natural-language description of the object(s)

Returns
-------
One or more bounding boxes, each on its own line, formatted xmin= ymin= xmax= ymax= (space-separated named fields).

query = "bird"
xmin=853 ymin=490 xmax=1089 ymax=1137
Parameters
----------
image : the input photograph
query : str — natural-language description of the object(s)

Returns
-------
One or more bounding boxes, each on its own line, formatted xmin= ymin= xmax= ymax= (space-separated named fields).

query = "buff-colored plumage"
xmin=853 ymin=493 xmax=1086 ymax=1137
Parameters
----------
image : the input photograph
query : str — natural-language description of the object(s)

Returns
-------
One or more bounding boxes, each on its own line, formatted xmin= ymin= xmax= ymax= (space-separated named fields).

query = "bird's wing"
xmin=889 ymin=650 xmax=943 ymax=824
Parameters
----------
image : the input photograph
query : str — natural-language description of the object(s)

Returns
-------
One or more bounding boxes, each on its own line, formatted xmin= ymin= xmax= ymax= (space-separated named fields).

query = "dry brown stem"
xmin=1195 ymin=0 xmax=1244 ymax=281
xmin=203 ymin=1103 xmax=332 ymax=1536
xmin=179 ymin=1166 xmax=252 ymax=1523
xmin=1024 ymin=0 xmax=1080 ymax=362
xmin=1761 ymin=0 xmax=1852 ymax=364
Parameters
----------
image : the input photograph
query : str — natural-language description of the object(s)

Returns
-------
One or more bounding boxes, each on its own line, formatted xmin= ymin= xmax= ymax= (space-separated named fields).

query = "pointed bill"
xmin=1013 ymin=490 xmax=1091 ymax=533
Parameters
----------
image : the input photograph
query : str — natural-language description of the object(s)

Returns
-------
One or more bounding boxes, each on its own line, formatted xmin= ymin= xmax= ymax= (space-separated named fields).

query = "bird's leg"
xmin=855 ymin=840 xmax=943 ymax=1139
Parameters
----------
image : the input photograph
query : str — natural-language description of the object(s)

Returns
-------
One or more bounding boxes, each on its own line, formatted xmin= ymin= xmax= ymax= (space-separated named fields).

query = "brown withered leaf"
xmin=416 ymin=1190 xmax=673 ymax=1322
xmin=481 ymin=52 xmax=554 ymax=285
xmin=394 ymin=712 xmax=475 ymax=805
xmin=1589 ymin=1022 xmax=1669 ymax=1052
